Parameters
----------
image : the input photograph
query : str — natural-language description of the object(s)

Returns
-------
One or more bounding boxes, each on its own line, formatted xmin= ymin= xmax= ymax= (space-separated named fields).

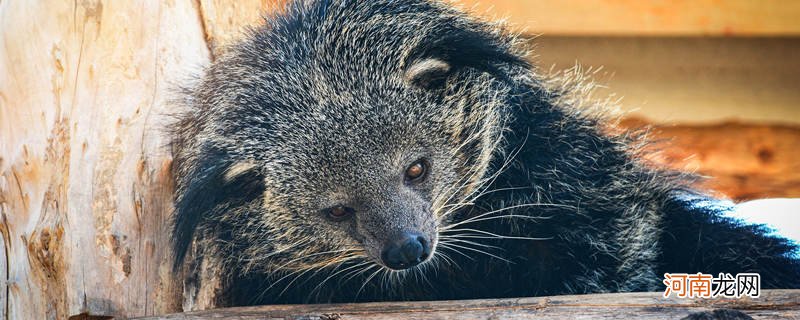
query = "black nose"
xmin=381 ymin=232 xmax=431 ymax=270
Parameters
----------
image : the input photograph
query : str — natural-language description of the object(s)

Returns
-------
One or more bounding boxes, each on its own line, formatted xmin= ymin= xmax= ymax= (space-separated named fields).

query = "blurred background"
xmin=453 ymin=0 xmax=800 ymax=201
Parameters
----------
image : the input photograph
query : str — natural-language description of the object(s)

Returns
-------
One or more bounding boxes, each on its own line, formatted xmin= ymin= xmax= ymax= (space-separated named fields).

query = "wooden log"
xmin=196 ymin=0 xmax=800 ymax=45
xmin=620 ymin=119 xmax=800 ymax=201
xmin=0 ymin=0 xmax=212 ymax=318
xmin=452 ymin=0 xmax=800 ymax=37
xmin=138 ymin=290 xmax=800 ymax=320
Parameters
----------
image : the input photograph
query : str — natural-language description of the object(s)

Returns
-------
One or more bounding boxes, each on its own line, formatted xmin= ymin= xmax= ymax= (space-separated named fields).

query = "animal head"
xmin=172 ymin=0 xmax=530 ymax=275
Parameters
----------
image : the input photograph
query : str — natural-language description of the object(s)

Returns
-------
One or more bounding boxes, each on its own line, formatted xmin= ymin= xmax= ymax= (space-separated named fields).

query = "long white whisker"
xmin=441 ymin=203 xmax=568 ymax=231
xmin=344 ymin=262 xmax=381 ymax=283
xmin=438 ymin=242 xmax=512 ymax=264
xmin=309 ymin=259 xmax=372 ymax=301
xmin=440 ymin=238 xmax=502 ymax=250
xmin=436 ymin=132 xmax=532 ymax=224
xmin=445 ymin=213 xmax=553 ymax=227
xmin=437 ymin=243 xmax=476 ymax=261
xmin=257 ymin=248 xmax=360 ymax=299
xmin=355 ymin=267 xmax=384 ymax=300
xmin=441 ymin=228 xmax=552 ymax=241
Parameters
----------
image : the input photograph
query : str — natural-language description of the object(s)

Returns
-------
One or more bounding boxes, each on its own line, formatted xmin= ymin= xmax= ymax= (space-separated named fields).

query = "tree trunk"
xmin=0 ymin=1 xmax=276 ymax=318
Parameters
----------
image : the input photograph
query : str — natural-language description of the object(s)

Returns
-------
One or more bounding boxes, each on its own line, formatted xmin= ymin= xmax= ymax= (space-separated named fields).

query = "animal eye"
xmin=328 ymin=205 xmax=355 ymax=221
xmin=404 ymin=159 xmax=428 ymax=182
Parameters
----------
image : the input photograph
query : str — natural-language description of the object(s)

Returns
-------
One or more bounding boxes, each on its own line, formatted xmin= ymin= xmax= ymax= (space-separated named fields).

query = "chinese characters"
xmin=663 ymin=273 xmax=760 ymax=298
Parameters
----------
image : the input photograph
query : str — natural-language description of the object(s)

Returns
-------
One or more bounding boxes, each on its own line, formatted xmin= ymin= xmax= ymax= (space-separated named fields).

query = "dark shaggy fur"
xmin=170 ymin=0 xmax=800 ymax=312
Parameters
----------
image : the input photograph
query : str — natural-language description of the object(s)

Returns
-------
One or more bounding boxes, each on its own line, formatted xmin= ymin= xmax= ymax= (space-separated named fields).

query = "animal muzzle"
xmin=380 ymin=232 xmax=432 ymax=270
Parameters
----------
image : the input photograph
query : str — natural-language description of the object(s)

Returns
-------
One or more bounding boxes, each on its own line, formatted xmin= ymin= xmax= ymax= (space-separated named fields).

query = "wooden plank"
xmin=620 ymin=119 xmax=800 ymax=200
xmin=137 ymin=290 xmax=800 ymax=319
xmin=193 ymin=0 xmax=800 ymax=38
xmin=451 ymin=0 xmax=800 ymax=36
xmin=533 ymin=36 xmax=800 ymax=125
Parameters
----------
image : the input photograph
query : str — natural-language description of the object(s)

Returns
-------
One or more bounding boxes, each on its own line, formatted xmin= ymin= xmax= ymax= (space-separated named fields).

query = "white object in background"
xmin=730 ymin=198 xmax=800 ymax=248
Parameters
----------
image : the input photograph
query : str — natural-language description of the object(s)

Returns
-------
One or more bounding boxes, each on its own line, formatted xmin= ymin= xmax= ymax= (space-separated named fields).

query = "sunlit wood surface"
xmin=621 ymin=119 xmax=800 ymax=201
xmin=453 ymin=0 xmax=800 ymax=36
xmin=137 ymin=290 xmax=800 ymax=320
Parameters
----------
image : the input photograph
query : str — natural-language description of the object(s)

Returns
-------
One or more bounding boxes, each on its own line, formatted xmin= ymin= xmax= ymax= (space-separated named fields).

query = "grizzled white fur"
xmin=170 ymin=0 xmax=797 ymax=314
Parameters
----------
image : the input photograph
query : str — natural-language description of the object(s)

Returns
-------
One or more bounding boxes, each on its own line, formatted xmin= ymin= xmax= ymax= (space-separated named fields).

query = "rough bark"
xmin=0 ymin=0 xmax=215 ymax=318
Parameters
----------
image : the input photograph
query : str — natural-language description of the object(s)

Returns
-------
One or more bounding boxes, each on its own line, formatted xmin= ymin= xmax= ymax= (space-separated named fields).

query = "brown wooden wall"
xmin=453 ymin=0 xmax=800 ymax=36
xmin=620 ymin=119 xmax=800 ymax=200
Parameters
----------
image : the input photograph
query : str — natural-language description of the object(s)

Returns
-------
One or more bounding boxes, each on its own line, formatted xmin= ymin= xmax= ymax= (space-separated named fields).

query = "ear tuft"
xmin=405 ymin=58 xmax=451 ymax=89
xmin=223 ymin=161 xmax=259 ymax=184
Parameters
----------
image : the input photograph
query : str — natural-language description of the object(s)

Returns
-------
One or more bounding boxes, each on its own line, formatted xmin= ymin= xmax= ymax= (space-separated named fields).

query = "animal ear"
xmin=172 ymin=158 xmax=264 ymax=269
xmin=405 ymin=57 xmax=452 ymax=89
xmin=404 ymin=29 xmax=529 ymax=89
xmin=223 ymin=161 xmax=260 ymax=185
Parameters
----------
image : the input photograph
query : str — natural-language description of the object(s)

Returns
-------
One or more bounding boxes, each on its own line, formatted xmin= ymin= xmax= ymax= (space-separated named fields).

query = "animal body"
xmin=170 ymin=0 xmax=800 ymax=312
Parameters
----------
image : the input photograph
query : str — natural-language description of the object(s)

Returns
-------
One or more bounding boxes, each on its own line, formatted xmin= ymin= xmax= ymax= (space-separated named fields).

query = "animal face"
xmin=173 ymin=0 xmax=528 ymax=279
xmin=228 ymin=57 xmax=482 ymax=272
xmin=198 ymin=58 xmax=508 ymax=275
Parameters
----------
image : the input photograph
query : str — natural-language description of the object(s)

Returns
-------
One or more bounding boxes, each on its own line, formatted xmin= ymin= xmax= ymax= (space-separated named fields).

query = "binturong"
xmin=170 ymin=0 xmax=800 ymax=310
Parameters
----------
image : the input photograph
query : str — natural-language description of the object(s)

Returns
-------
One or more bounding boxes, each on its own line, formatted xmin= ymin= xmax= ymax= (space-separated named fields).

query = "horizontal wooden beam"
xmin=137 ymin=290 xmax=799 ymax=319
xmin=452 ymin=0 xmax=800 ymax=36
xmin=619 ymin=119 xmax=800 ymax=200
